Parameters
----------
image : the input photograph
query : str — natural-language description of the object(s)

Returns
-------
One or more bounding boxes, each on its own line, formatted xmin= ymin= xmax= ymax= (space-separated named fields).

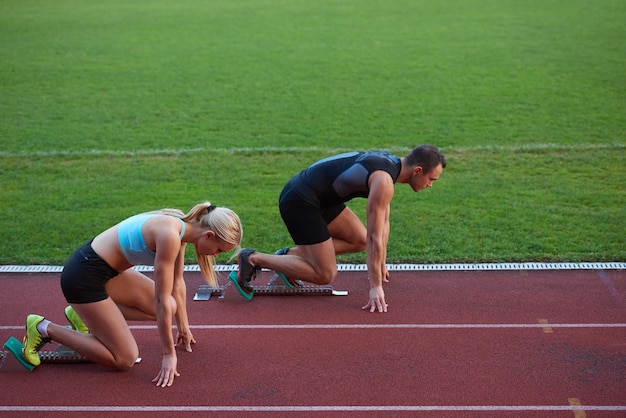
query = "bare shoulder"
xmin=145 ymin=215 xmax=182 ymax=239
xmin=368 ymin=171 xmax=395 ymax=197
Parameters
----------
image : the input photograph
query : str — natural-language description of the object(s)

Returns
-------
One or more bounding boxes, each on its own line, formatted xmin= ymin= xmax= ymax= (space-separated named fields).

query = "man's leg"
xmin=327 ymin=207 xmax=367 ymax=255
xmin=247 ymin=208 xmax=365 ymax=285
xmin=248 ymin=239 xmax=337 ymax=285
xmin=275 ymin=209 xmax=366 ymax=257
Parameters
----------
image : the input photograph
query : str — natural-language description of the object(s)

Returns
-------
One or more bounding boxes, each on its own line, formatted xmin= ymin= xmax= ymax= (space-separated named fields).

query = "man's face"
xmin=409 ymin=163 xmax=443 ymax=192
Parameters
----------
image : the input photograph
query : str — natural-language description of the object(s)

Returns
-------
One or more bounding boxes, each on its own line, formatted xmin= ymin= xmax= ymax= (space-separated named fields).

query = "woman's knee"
xmin=113 ymin=347 xmax=140 ymax=371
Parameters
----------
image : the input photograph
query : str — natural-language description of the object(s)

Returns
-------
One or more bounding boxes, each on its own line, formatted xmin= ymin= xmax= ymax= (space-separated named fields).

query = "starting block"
xmin=1 ymin=336 xmax=141 ymax=372
xmin=193 ymin=271 xmax=348 ymax=301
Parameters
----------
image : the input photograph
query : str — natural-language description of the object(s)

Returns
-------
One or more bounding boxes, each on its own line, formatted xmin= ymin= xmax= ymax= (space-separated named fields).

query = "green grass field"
xmin=1 ymin=0 xmax=624 ymax=264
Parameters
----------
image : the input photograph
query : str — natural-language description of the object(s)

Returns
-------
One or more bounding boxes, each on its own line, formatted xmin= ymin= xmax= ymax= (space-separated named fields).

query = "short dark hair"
xmin=404 ymin=145 xmax=447 ymax=173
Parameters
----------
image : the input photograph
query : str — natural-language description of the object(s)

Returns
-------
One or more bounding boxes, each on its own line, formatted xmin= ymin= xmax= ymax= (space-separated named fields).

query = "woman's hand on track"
xmin=176 ymin=329 xmax=196 ymax=352
xmin=152 ymin=353 xmax=180 ymax=387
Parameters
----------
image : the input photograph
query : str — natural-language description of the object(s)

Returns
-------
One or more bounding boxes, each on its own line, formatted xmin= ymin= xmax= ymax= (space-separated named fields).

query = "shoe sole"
xmin=228 ymin=271 xmax=254 ymax=301
xmin=275 ymin=272 xmax=298 ymax=289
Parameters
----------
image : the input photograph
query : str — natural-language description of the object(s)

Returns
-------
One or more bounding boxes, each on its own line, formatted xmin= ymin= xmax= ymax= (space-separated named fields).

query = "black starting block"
xmin=1 ymin=336 xmax=141 ymax=372
xmin=193 ymin=271 xmax=348 ymax=301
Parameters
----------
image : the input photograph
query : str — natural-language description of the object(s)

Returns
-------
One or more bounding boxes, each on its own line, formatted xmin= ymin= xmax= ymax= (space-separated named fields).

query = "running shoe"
xmin=65 ymin=306 xmax=89 ymax=334
xmin=230 ymin=248 xmax=260 ymax=300
xmin=22 ymin=314 xmax=51 ymax=367
xmin=273 ymin=247 xmax=303 ymax=288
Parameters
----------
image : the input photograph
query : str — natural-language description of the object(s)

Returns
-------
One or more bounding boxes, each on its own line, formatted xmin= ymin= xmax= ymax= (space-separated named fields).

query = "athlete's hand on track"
xmin=176 ymin=329 xmax=196 ymax=352
xmin=153 ymin=353 xmax=180 ymax=387
xmin=362 ymin=286 xmax=388 ymax=313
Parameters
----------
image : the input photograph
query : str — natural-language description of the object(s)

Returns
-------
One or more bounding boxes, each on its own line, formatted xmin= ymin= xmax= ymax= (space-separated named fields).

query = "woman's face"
xmin=201 ymin=232 xmax=236 ymax=257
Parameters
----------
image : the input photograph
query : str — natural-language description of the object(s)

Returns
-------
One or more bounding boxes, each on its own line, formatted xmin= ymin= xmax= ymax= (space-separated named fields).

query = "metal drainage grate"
xmin=1 ymin=262 xmax=624 ymax=274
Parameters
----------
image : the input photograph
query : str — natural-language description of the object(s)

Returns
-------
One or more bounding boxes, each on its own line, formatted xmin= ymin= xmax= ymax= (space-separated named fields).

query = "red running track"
xmin=0 ymin=268 xmax=625 ymax=417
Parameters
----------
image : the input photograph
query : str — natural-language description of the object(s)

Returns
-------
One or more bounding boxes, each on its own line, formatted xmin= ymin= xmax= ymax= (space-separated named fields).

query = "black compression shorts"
xmin=60 ymin=240 xmax=119 ymax=304
xmin=278 ymin=182 xmax=345 ymax=245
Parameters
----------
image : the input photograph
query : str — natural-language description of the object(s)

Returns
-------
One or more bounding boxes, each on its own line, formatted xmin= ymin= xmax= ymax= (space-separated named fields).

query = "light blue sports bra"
xmin=117 ymin=213 xmax=186 ymax=265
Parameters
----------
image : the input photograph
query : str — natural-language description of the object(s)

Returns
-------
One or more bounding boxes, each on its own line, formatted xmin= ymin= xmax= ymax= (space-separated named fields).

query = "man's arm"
xmin=363 ymin=170 xmax=394 ymax=312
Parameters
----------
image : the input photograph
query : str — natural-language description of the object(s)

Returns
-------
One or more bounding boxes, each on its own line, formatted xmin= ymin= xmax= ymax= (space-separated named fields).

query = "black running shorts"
xmin=60 ymin=240 xmax=119 ymax=304
xmin=278 ymin=182 xmax=345 ymax=246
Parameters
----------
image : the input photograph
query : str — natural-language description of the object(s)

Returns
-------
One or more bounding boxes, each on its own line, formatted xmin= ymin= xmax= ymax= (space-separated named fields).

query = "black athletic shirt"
xmin=288 ymin=151 xmax=402 ymax=207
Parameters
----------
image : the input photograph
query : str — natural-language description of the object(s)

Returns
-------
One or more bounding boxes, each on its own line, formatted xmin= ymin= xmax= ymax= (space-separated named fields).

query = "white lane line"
xmin=0 ymin=405 xmax=624 ymax=412
xmin=2 ymin=323 xmax=626 ymax=331
xmin=1 ymin=141 xmax=623 ymax=158
xmin=190 ymin=323 xmax=625 ymax=330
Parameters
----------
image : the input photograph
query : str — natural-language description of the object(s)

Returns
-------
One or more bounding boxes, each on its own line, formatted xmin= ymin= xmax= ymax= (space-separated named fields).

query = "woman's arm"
xmin=172 ymin=243 xmax=196 ymax=352
xmin=151 ymin=222 xmax=183 ymax=387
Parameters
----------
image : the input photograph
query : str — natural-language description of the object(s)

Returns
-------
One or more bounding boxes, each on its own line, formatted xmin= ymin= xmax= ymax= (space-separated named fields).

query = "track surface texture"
xmin=0 ymin=268 xmax=624 ymax=417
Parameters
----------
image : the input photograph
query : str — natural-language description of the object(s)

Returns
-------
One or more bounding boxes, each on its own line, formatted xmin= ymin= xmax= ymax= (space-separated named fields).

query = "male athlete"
xmin=233 ymin=144 xmax=446 ymax=313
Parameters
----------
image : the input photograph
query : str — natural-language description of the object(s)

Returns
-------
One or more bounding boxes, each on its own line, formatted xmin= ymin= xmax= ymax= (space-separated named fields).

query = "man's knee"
xmin=316 ymin=266 xmax=338 ymax=285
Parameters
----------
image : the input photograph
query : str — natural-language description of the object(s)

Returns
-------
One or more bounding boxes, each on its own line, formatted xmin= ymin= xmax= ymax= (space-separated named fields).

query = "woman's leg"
xmin=105 ymin=269 xmax=162 ymax=321
xmin=45 ymin=270 xmax=175 ymax=369
xmin=46 ymin=298 xmax=139 ymax=370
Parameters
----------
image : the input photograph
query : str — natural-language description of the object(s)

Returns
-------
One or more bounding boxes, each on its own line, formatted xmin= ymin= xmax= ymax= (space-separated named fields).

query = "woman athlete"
xmin=22 ymin=201 xmax=242 ymax=387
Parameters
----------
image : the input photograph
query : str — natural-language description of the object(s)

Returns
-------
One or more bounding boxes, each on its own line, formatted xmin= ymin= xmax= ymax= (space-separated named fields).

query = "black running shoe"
xmin=237 ymin=248 xmax=260 ymax=290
